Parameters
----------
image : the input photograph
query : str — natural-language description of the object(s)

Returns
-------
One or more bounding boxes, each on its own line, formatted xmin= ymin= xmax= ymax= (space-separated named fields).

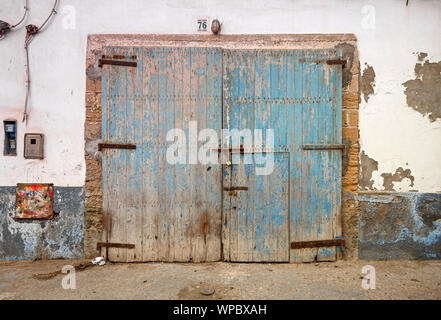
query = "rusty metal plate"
xmin=96 ymin=242 xmax=135 ymax=250
xmin=290 ymin=239 xmax=345 ymax=249
xmin=98 ymin=143 xmax=136 ymax=151
xmin=15 ymin=184 xmax=54 ymax=219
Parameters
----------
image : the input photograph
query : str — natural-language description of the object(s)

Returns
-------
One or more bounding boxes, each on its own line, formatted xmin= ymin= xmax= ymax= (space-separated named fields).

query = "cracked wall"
xmin=358 ymin=192 xmax=441 ymax=260
xmin=403 ymin=56 xmax=441 ymax=122
xmin=0 ymin=186 xmax=84 ymax=261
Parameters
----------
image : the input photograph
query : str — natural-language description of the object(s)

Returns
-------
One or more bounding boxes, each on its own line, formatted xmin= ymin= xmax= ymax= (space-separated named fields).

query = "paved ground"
xmin=0 ymin=259 xmax=440 ymax=300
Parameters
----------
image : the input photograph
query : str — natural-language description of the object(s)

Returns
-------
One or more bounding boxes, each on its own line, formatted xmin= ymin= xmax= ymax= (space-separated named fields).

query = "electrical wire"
xmin=0 ymin=0 xmax=29 ymax=39
xmin=22 ymin=0 xmax=58 ymax=123
xmin=11 ymin=0 xmax=29 ymax=28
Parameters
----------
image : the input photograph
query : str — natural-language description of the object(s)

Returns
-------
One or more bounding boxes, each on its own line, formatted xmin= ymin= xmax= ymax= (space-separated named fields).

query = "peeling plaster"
xmin=360 ymin=63 xmax=375 ymax=102
xmin=402 ymin=56 xmax=441 ymax=122
xmin=359 ymin=151 xmax=378 ymax=190
xmin=381 ymin=167 xmax=415 ymax=191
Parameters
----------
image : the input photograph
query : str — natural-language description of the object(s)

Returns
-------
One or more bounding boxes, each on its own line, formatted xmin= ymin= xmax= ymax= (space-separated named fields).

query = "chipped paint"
xmin=360 ymin=64 xmax=375 ymax=102
xmin=381 ymin=167 xmax=415 ymax=191
xmin=358 ymin=192 xmax=441 ymax=260
xmin=0 ymin=187 xmax=84 ymax=261
xmin=359 ymin=151 xmax=378 ymax=191
xmin=402 ymin=57 xmax=441 ymax=122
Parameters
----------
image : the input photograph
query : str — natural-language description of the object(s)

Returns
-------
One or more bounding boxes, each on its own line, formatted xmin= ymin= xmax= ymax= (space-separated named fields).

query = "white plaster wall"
xmin=0 ymin=0 xmax=440 ymax=191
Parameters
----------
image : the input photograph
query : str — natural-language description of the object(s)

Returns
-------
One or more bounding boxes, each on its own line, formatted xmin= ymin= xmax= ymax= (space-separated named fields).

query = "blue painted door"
xmin=222 ymin=49 xmax=342 ymax=262
xmin=102 ymin=47 xmax=223 ymax=262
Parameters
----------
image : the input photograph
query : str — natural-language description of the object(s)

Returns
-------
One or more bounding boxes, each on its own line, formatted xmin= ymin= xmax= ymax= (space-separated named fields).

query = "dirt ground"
xmin=0 ymin=259 xmax=440 ymax=300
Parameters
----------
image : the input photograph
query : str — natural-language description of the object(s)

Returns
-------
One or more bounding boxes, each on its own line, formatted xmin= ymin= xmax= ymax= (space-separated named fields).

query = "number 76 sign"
xmin=196 ymin=17 xmax=210 ymax=32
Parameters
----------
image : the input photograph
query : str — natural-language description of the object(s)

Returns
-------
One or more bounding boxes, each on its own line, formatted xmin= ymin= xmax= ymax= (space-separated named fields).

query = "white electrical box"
xmin=24 ymin=133 xmax=44 ymax=159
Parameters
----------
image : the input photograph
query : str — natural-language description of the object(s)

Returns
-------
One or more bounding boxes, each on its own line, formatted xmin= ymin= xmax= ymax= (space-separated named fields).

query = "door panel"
xmin=102 ymin=47 xmax=223 ymax=262
xmin=223 ymin=49 xmax=342 ymax=262
xmin=102 ymin=46 xmax=342 ymax=263
xmin=227 ymin=153 xmax=290 ymax=262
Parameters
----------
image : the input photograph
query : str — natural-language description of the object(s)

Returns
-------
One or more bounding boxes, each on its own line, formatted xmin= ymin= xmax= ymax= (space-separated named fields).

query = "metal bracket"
xmin=224 ymin=186 xmax=248 ymax=191
xmin=326 ymin=59 xmax=346 ymax=67
xmin=291 ymin=238 xmax=345 ymax=249
xmin=96 ymin=242 xmax=135 ymax=250
xmin=98 ymin=59 xmax=137 ymax=68
xmin=98 ymin=143 xmax=136 ymax=151
xmin=302 ymin=144 xmax=345 ymax=150
xmin=290 ymin=239 xmax=345 ymax=249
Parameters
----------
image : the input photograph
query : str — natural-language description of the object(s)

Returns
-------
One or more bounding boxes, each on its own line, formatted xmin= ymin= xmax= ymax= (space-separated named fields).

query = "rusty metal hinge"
xmin=224 ymin=186 xmax=248 ymax=191
xmin=326 ymin=59 xmax=346 ymax=67
xmin=302 ymin=144 xmax=345 ymax=150
xmin=96 ymin=242 xmax=135 ymax=250
xmin=290 ymin=239 xmax=345 ymax=249
xmin=98 ymin=143 xmax=136 ymax=151
xmin=98 ymin=59 xmax=137 ymax=68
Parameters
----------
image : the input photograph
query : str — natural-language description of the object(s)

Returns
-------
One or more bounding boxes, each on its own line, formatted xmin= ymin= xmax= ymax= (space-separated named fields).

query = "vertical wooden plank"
xmin=179 ymin=47 xmax=193 ymax=261
xmin=142 ymin=47 xmax=160 ymax=261
xmin=205 ymin=48 xmax=223 ymax=261
xmin=107 ymin=47 xmax=129 ymax=262
xmin=317 ymin=51 xmax=336 ymax=261
xmin=289 ymin=51 xmax=304 ymax=263
xmin=222 ymin=50 xmax=232 ymax=261
xmin=298 ymin=54 xmax=319 ymax=262
xmin=157 ymin=47 xmax=170 ymax=261
xmin=172 ymin=47 xmax=186 ymax=262
xmin=333 ymin=48 xmax=343 ymax=259
xmin=126 ymin=47 xmax=143 ymax=262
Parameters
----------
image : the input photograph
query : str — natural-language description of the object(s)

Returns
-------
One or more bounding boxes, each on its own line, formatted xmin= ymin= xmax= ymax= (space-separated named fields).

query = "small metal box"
xmin=24 ymin=133 xmax=44 ymax=159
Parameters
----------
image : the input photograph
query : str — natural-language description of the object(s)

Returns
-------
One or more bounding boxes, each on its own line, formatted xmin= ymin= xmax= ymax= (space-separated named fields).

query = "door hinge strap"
xmin=291 ymin=239 xmax=345 ymax=249
xmin=98 ymin=59 xmax=137 ymax=68
xmin=224 ymin=186 xmax=248 ymax=191
xmin=96 ymin=242 xmax=135 ymax=250
xmin=326 ymin=59 xmax=346 ymax=67
xmin=302 ymin=144 xmax=345 ymax=150
xmin=98 ymin=143 xmax=136 ymax=151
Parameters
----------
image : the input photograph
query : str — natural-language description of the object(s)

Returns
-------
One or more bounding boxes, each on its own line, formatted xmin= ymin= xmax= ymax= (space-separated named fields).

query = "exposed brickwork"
xmin=84 ymin=34 xmax=360 ymax=260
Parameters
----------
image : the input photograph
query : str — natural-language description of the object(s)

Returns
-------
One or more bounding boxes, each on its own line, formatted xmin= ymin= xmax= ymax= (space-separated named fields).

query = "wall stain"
xmin=334 ymin=42 xmax=355 ymax=88
xmin=381 ymin=167 xmax=415 ymax=191
xmin=359 ymin=151 xmax=378 ymax=190
xmin=360 ymin=63 xmax=375 ymax=102
xmin=402 ymin=55 xmax=441 ymax=122
xmin=417 ymin=52 xmax=428 ymax=61
xmin=86 ymin=50 xmax=103 ymax=81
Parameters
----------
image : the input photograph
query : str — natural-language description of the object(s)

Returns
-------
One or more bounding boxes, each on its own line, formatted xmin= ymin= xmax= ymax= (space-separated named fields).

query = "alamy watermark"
xmin=361 ymin=265 xmax=376 ymax=290
xmin=166 ymin=121 xmax=275 ymax=175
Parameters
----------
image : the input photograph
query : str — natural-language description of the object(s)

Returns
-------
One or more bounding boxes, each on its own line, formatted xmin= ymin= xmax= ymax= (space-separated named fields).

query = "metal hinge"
xmin=326 ymin=59 xmax=346 ymax=67
xmin=302 ymin=144 xmax=345 ymax=150
xmin=98 ymin=59 xmax=137 ymax=68
xmin=96 ymin=242 xmax=135 ymax=250
xmin=98 ymin=143 xmax=136 ymax=151
xmin=290 ymin=239 xmax=345 ymax=249
xmin=224 ymin=186 xmax=249 ymax=191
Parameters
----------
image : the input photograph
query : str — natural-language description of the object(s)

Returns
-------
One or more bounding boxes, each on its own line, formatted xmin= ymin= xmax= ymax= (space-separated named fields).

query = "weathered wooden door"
xmin=102 ymin=46 xmax=342 ymax=263
xmin=101 ymin=46 xmax=223 ymax=262
xmin=222 ymin=49 xmax=343 ymax=262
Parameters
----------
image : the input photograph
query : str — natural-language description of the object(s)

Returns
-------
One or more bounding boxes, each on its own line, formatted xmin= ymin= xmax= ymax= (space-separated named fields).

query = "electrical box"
xmin=3 ymin=120 xmax=17 ymax=156
xmin=24 ymin=133 xmax=44 ymax=159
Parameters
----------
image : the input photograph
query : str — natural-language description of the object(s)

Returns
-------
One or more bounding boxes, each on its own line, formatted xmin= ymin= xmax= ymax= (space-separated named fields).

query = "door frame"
xmin=84 ymin=34 xmax=360 ymax=261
